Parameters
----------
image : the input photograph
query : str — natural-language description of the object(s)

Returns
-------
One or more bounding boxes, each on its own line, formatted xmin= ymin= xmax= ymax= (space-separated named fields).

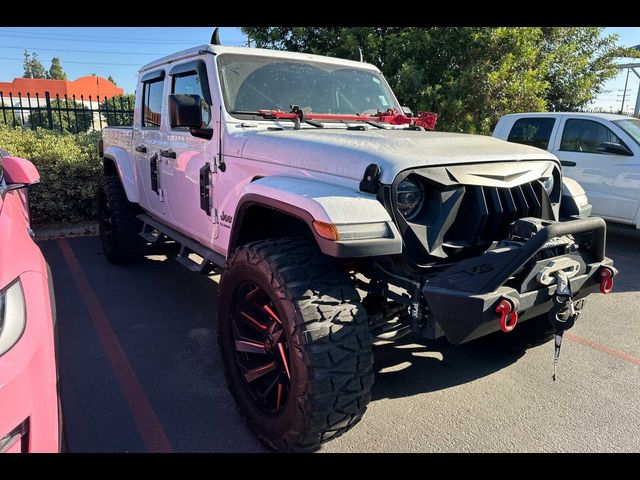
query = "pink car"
xmin=0 ymin=149 xmax=60 ymax=453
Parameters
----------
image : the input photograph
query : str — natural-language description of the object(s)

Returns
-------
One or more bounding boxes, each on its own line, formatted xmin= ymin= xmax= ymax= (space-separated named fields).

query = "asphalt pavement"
xmin=40 ymin=227 xmax=640 ymax=453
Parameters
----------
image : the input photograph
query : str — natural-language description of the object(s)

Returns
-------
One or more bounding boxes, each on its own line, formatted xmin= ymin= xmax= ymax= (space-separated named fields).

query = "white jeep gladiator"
xmin=98 ymin=40 xmax=617 ymax=451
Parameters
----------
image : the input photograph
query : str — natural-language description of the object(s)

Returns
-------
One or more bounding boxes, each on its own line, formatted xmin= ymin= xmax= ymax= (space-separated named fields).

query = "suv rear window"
xmin=507 ymin=117 xmax=556 ymax=149
xmin=142 ymin=78 xmax=164 ymax=128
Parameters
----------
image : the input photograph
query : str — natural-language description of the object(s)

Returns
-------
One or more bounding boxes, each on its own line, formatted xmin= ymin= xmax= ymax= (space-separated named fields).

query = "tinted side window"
xmin=560 ymin=119 xmax=627 ymax=153
xmin=507 ymin=117 xmax=556 ymax=149
xmin=171 ymin=71 xmax=212 ymax=127
xmin=142 ymin=78 xmax=164 ymax=128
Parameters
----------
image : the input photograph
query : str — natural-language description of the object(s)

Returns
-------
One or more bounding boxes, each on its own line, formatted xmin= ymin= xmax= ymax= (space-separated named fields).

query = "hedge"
xmin=0 ymin=126 xmax=102 ymax=226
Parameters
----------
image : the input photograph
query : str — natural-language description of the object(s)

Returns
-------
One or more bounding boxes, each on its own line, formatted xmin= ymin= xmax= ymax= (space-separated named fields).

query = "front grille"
xmin=442 ymin=180 xmax=549 ymax=250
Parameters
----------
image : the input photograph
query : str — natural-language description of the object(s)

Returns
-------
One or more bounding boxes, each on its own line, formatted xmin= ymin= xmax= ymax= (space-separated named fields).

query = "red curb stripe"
xmin=565 ymin=331 xmax=640 ymax=367
xmin=57 ymin=239 xmax=174 ymax=453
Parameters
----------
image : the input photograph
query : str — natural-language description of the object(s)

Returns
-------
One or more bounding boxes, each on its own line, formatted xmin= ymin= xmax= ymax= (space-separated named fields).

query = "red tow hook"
xmin=599 ymin=267 xmax=614 ymax=294
xmin=496 ymin=298 xmax=518 ymax=333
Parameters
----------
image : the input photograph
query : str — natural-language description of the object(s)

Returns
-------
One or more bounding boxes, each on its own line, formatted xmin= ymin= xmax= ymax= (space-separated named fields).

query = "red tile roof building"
xmin=0 ymin=75 xmax=123 ymax=100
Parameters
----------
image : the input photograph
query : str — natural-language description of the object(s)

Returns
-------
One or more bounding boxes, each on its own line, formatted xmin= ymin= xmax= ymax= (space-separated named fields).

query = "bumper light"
xmin=0 ymin=279 xmax=26 ymax=357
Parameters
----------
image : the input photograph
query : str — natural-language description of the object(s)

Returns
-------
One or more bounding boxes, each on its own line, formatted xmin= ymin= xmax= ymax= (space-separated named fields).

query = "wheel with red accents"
xmin=217 ymin=238 xmax=374 ymax=452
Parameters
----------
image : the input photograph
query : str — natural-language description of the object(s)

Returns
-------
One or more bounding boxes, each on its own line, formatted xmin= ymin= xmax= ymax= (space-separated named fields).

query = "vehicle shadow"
xmin=370 ymin=335 xmax=524 ymax=402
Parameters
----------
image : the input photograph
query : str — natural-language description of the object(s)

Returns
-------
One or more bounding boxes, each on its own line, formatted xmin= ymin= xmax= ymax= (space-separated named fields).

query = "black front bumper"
xmin=421 ymin=217 xmax=616 ymax=344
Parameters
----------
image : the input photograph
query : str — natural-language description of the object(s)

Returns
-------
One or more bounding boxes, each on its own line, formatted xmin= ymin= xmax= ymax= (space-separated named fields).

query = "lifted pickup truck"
xmin=99 ymin=39 xmax=617 ymax=451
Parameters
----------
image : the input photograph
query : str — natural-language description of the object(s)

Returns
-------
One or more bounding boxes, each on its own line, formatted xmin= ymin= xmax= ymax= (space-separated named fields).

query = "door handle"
xmin=160 ymin=149 xmax=176 ymax=159
xmin=561 ymin=160 xmax=577 ymax=167
xmin=135 ymin=144 xmax=147 ymax=153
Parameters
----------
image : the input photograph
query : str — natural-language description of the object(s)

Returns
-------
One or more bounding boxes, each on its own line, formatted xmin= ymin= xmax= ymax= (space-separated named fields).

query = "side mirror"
xmin=598 ymin=141 xmax=633 ymax=156
xmin=168 ymin=94 xmax=213 ymax=140
xmin=2 ymin=155 xmax=40 ymax=189
xmin=401 ymin=106 xmax=414 ymax=118
xmin=168 ymin=94 xmax=204 ymax=129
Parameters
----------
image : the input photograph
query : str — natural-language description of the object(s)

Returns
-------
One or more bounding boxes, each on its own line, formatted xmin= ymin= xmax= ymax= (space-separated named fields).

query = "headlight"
xmin=540 ymin=176 xmax=554 ymax=196
xmin=397 ymin=178 xmax=425 ymax=220
xmin=0 ymin=280 xmax=26 ymax=357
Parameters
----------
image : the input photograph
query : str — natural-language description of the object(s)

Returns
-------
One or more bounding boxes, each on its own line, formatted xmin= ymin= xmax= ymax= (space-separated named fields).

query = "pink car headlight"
xmin=0 ymin=280 xmax=26 ymax=356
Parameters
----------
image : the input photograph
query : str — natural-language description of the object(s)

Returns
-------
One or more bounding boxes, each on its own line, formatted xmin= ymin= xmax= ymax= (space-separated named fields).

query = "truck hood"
xmin=240 ymin=129 xmax=559 ymax=184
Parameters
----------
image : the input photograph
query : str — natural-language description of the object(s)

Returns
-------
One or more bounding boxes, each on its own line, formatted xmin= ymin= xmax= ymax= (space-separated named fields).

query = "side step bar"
xmin=137 ymin=214 xmax=225 ymax=274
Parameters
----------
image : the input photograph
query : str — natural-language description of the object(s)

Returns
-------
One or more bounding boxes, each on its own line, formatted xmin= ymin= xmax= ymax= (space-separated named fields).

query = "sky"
xmin=0 ymin=27 xmax=247 ymax=94
xmin=0 ymin=26 xmax=638 ymax=112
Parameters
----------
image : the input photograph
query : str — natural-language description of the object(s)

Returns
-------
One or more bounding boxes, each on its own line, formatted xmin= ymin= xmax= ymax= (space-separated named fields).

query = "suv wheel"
xmin=218 ymin=238 xmax=374 ymax=452
xmin=97 ymin=175 xmax=144 ymax=264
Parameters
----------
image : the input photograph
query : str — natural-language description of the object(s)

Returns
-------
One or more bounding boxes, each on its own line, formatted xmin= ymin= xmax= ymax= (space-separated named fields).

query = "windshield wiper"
xmin=229 ymin=109 xmax=324 ymax=129
xmin=340 ymin=119 xmax=386 ymax=129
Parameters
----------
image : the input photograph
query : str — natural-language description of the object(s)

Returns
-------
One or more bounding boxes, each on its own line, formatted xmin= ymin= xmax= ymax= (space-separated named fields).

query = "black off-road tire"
xmin=97 ymin=175 xmax=144 ymax=264
xmin=492 ymin=313 xmax=554 ymax=352
xmin=217 ymin=238 xmax=374 ymax=452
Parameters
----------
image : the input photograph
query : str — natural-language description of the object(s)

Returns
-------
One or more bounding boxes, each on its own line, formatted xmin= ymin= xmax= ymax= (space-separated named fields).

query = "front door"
xmin=157 ymin=58 xmax=217 ymax=246
xmin=552 ymin=117 xmax=638 ymax=222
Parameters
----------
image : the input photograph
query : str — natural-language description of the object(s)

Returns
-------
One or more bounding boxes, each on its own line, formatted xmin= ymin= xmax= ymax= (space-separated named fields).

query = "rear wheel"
xmin=97 ymin=175 xmax=144 ymax=264
xmin=217 ymin=238 xmax=374 ymax=452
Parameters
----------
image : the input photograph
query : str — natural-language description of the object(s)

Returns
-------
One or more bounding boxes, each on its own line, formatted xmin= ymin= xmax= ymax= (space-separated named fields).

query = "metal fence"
xmin=580 ymin=108 xmax=640 ymax=118
xmin=0 ymin=91 xmax=133 ymax=133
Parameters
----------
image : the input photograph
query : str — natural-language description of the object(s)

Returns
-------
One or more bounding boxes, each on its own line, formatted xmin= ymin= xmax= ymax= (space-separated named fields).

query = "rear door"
xmin=132 ymin=69 xmax=166 ymax=217
xmin=550 ymin=117 xmax=638 ymax=222
xmin=504 ymin=116 xmax=558 ymax=151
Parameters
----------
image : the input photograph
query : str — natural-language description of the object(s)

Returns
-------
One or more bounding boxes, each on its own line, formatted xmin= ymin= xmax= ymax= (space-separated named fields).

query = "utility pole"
xmin=621 ymin=68 xmax=630 ymax=114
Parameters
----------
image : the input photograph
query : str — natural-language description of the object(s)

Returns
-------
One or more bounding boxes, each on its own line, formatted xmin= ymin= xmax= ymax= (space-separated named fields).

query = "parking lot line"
xmin=57 ymin=238 xmax=175 ymax=453
xmin=565 ymin=332 xmax=640 ymax=367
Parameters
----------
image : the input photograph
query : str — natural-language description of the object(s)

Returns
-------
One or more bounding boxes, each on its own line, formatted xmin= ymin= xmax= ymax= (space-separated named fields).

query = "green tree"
xmin=27 ymin=51 xmax=47 ymax=79
xmin=243 ymin=27 xmax=640 ymax=134
xmin=23 ymin=50 xmax=32 ymax=78
xmin=100 ymin=93 xmax=135 ymax=126
xmin=48 ymin=57 xmax=68 ymax=80
xmin=28 ymin=97 xmax=93 ymax=133
xmin=539 ymin=28 xmax=637 ymax=111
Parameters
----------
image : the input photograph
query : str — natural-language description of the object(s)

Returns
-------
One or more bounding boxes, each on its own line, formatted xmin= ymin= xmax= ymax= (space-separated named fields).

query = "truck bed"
xmin=102 ymin=126 xmax=134 ymax=152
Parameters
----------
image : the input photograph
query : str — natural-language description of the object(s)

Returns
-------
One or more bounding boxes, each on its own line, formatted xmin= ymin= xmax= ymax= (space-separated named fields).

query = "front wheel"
xmin=217 ymin=238 xmax=374 ymax=452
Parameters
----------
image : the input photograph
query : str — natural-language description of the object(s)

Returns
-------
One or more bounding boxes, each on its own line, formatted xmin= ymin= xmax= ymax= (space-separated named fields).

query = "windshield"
xmin=217 ymin=54 xmax=400 ymax=119
xmin=614 ymin=118 xmax=640 ymax=147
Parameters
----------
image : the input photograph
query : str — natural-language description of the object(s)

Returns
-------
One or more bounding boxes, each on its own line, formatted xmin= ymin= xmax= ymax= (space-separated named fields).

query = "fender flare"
xmin=230 ymin=176 xmax=402 ymax=257
xmin=103 ymin=147 xmax=139 ymax=204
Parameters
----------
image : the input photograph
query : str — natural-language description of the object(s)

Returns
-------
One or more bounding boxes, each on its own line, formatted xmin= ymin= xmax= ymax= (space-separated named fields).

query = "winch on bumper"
xmin=420 ymin=216 xmax=617 ymax=344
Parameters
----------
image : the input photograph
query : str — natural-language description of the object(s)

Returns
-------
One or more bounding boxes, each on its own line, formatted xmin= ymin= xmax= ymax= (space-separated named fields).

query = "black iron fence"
xmin=580 ymin=108 xmax=639 ymax=118
xmin=0 ymin=91 xmax=133 ymax=133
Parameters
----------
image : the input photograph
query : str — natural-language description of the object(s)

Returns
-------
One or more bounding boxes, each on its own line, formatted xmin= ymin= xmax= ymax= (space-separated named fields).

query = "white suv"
xmin=494 ymin=112 xmax=640 ymax=228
